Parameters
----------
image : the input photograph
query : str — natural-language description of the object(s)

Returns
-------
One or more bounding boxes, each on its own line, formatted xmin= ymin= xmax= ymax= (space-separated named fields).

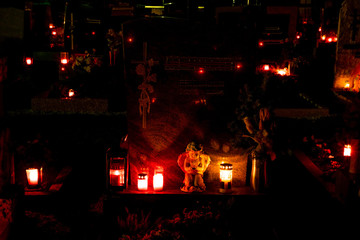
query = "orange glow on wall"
xmin=138 ymin=173 xmax=148 ymax=191
xmin=344 ymin=145 xmax=351 ymax=157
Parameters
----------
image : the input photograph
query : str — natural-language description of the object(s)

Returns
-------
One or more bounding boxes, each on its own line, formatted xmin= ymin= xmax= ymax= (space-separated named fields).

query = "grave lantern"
xmin=26 ymin=167 xmax=43 ymax=189
xmin=344 ymin=144 xmax=351 ymax=157
xmin=68 ymin=89 xmax=75 ymax=98
xmin=106 ymin=147 xmax=128 ymax=192
xmin=137 ymin=173 xmax=148 ymax=191
xmin=60 ymin=52 xmax=69 ymax=65
xmin=219 ymin=163 xmax=232 ymax=193
xmin=25 ymin=57 xmax=33 ymax=66
xmin=153 ymin=166 xmax=164 ymax=191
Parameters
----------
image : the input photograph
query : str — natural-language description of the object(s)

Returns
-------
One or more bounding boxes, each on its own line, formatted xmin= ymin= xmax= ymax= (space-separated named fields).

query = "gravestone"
xmin=334 ymin=0 xmax=360 ymax=91
xmin=125 ymin=48 xmax=248 ymax=190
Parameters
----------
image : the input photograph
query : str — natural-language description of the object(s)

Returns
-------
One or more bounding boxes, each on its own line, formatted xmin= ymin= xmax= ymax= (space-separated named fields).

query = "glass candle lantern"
xmin=68 ymin=89 xmax=75 ymax=98
xmin=26 ymin=167 xmax=43 ymax=189
xmin=344 ymin=144 xmax=351 ymax=157
xmin=219 ymin=163 xmax=233 ymax=193
xmin=106 ymin=147 xmax=128 ymax=192
xmin=60 ymin=52 xmax=69 ymax=65
xmin=138 ymin=173 xmax=148 ymax=191
xmin=153 ymin=166 xmax=164 ymax=191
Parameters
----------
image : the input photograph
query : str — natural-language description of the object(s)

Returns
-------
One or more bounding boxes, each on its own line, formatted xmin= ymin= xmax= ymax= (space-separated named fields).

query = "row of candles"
xmin=23 ymin=144 xmax=353 ymax=191
xmin=24 ymin=163 xmax=233 ymax=192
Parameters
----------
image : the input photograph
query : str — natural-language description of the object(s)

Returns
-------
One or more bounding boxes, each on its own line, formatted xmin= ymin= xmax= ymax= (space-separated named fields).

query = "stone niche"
xmin=126 ymin=73 xmax=248 ymax=190
xmin=334 ymin=0 xmax=360 ymax=91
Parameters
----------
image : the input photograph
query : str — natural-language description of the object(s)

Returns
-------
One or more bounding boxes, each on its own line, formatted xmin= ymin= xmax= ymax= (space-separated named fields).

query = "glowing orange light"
xmin=258 ymin=41 xmax=264 ymax=47
xmin=127 ymin=37 xmax=133 ymax=43
xmin=61 ymin=58 xmax=68 ymax=64
xmin=137 ymin=173 xmax=148 ymax=191
xmin=263 ymin=64 xmax=270 ymax=71
xmin=198 ymin=68 xmax=205 ymax=74
xmin=344 ymin=82 xmax=350 ymax=89
xmin=296 ymin=35 xmax=301 ymax=39
xmin=153 ymin=166 xmax=164 ymax=191
xmin=26 ymin=168 xmax=42 ymax=188
xmin=327 ymin=37 xmax=333 ymax=43
xmin=60 ymin=52 xmax=69 ymax=65
xmin=276 ymin=68 xmax=289 ymax=76
xmin=68 ymin=89 xmax=75 ymax=98
xmin=92 ymin=31 xmax=96 ymax=35
xmin=151 ymin=98 xmax=156 ymax=103
xmin=61 ymin=67 xmax=65 ymax=71
xmin=321 ymin=35 xmax=326 ymax=41
xmin=110 ymin=169 xmax=125 ymax=186
xmin=66 ymin=35 xmax=70 ymax=39
xmin=236 ymin=63 xmax=242 ymax=69
xmin=52 ymin=31 xmax=57 ymax=36
xmin=219 ymin=163 xmax=232 ymax=193
xmin=220 ymin=163 xmax=233 ymax=182
xmin=318 ymin=27 xmax=322 ymax=32
xmin=334 ymin=37 xmax=338 ymax=42
xmin=49 ymin=23 xmax=55 ymax=29
xmin=25 ymin=57 xmax=33 ymax=65
xmin=344 ymin=145 xmax=351 ymax=157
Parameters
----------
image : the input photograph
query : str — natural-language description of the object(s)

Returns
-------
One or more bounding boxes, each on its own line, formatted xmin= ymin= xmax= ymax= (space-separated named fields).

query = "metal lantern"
xmin=219 ymin=163 xmax=232 ymax=193
xmin=106 ymin=147 xmax=128 ymax=192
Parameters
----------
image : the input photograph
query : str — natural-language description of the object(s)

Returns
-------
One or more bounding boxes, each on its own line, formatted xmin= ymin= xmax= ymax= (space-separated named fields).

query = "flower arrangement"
xmin=71 ymin=50 xmax=101 ymax=74
xmin=106 ymin=29 xmax=123 ymax=52
xmin=228 ymin=74 xmax=277 ymax=161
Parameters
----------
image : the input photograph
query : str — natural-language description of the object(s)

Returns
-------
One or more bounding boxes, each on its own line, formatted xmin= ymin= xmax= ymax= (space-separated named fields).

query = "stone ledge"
xmin=31 ymin=98 xmax=108 ymax=113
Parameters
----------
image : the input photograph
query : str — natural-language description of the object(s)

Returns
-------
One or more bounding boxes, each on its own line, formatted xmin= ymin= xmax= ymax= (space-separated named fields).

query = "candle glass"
xmin=138 ymin=173 xmax=148 ymax=191
xmin=153 ymin=166 xmax=164 ymax=191
xmin=219 ymin=163 xmax=233 ymax=193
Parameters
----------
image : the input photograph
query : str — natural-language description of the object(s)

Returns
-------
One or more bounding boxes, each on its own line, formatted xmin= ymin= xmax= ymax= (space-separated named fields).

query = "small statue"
xmin=177 ymin=142 xmax=211 ymax=192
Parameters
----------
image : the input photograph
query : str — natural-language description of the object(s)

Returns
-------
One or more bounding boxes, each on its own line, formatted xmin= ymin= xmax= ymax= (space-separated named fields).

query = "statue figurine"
xmin=177 ymin=142 xmax=211 ymax=192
